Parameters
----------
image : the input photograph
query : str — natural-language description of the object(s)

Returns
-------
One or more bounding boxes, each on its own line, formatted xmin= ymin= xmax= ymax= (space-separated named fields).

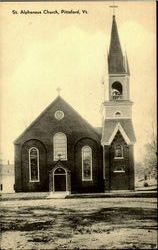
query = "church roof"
xmin=108 ymin=15 xmax=127 ymax=74
xmin=95 ymin=127 xmax=102 ymax=135
xmin=14 ymin=96 xmax=101 ymax=144
xmin=101 ymin=119 xmax=136 ymax=145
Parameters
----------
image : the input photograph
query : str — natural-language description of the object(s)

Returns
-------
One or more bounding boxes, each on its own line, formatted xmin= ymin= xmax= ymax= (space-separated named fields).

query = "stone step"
xmin=47 ymin=191 xmax=70 ymax=199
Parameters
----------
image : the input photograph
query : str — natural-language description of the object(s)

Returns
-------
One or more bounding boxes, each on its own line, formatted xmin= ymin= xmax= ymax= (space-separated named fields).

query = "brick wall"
xmin=14 ymin=97 xmax=103 ymax=193
xmin=104 ymin=130 xmax=134 ymax=191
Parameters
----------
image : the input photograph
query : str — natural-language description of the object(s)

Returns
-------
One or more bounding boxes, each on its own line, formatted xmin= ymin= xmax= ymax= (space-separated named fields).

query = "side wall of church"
xmin=74 ymin=138 xmax=103 ymax=193
xmin=14 ymin=144 xmax=22 ymax=192
xmin=128 ymin=145 xmax=135 ymax=190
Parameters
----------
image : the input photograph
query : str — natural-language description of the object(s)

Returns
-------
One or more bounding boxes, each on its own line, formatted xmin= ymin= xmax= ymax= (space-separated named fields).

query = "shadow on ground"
xmin=1 ymin=206 xmax=157 ymax=233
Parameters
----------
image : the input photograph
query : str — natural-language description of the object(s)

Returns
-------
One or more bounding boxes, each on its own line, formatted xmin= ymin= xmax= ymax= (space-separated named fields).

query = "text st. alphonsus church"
xmin=14 ymin=15 xmax=136 ymax=194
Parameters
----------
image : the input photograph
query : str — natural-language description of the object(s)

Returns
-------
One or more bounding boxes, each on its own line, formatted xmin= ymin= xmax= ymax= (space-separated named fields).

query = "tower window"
xmin=114 ymin=144 xmax=123 ymax=158
xmin=113 ymin=166 xmax=125 ymax=173
xmin=29 ymin=147 xmax=40 ymax=182
xmin=82 ymin=146 xmax=92 ymax=181
xmin=115 ymin=111 xmax=122 ymax=117
xmin=53 ymin=133 xmax=67 ymax=161
xmin=112 ymin=82 xmax=123 ymax=100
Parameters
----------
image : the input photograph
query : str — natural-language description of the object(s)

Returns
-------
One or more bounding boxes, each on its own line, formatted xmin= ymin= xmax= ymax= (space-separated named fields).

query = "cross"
xmin=109 ymin=0 xmax=118 ymax=15
xmin=56 ymin=87 xmax=61 ymax=96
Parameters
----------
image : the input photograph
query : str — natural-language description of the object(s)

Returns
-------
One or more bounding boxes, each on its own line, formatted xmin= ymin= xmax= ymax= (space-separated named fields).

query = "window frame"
xmin=114 ymin=111 xmax=122 ymax=118
xmin=114 ymin=144 xmax=124 ymax=159
xmin=82 ymin=146 xmax=92 ymax=181
xmin=113 ymin=166 xmax=125 ymax=173
xmin=53 ymin=132 xmax=67 ymax=161
xmin=29 ymin=147 xmax=40 ymax=182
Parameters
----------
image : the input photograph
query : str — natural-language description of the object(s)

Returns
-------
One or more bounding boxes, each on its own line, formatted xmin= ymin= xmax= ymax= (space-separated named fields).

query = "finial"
xmin=109 ymin=0 xmax=118 ymax=16
xmin=56 ymin=87 xmax=61 ymax=96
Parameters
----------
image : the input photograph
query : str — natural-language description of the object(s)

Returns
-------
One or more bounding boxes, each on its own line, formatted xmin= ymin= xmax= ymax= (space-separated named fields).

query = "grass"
xmin=0 ymin=198 xmax=157 ymax=249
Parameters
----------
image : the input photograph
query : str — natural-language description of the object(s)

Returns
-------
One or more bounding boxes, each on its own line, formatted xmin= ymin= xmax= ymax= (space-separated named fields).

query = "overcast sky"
xmin=0 ymin=1 xmax=156 ymax=163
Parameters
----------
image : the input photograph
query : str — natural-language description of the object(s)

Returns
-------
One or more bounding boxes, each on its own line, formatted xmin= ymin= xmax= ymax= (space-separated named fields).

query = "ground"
xmin=1 ymin=197 xmax=157 ymax=249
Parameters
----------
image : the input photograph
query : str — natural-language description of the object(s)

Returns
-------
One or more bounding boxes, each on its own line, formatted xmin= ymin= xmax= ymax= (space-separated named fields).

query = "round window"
xmin=55 ymin=110 xmax=64 ymax=120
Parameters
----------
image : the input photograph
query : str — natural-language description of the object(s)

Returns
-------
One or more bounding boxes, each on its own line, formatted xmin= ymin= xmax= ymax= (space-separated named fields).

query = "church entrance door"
xmin=54 ymin=167 xmax=67 ymax=191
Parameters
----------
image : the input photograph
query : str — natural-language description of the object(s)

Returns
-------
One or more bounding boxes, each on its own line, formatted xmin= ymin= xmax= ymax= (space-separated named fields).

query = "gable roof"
xmin=95 ymin=127 xmax=102 ymax=135
xmin=101 ymin=119 xmax=136 ymax=145
xmin=14 ymin=96 xmax=100 ymax=144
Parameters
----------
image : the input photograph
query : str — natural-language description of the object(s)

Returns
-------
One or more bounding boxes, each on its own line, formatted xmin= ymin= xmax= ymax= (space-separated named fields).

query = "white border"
xmin=29 ymin=147 xmax=40 ymax=182
xmin=82 ymin=146 xmax=92 ymax=181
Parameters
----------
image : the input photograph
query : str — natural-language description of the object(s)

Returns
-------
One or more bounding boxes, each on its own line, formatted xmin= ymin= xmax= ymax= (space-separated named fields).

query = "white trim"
xmin=29 ymin=147 xmax=40 ymax=182
xmin=102 ymin=145 xmax=105 ymax=180
xmin=53 ymin=166 xmax=67 ymax=192
xmin=82 ymin=146 xmax=92 ymax=181
xmin=114 ymin=157 xmax=124 ymax=159
xmin=53 ymin=132 xmax=67 ymax=161
xmin=109 ymin=123 xmax=130 ymax=144
xmin=103 ymin=101 xmax=133 ymax=106
xmin=113 ymin=170 xmax=125 ymax=173
xmin=105 ymin=117 xmax=130 ymax=120
xmin=109 ymin=73 xmax=128 ymax=77
xmin=102 ymin=123 xmax=132 ymax=146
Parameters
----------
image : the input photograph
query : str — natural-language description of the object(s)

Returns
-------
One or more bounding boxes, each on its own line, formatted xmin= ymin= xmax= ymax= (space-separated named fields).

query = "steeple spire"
xmin=124 ymin=50 xmax=130 ymax=75
xmin=108 ymin=15 xmax=126 ymax=74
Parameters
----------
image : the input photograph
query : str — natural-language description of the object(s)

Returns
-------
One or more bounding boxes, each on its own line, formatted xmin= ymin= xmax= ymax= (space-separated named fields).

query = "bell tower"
xmin=101 ymin=14 xmax=136 ymax=191
xmin=106 ymin=15 xmax=132 ymax=119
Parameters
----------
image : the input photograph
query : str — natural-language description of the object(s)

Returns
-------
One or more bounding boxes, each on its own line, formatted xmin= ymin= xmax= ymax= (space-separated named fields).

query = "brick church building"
xmin=14 ymin=15 xmax=136 ymax=194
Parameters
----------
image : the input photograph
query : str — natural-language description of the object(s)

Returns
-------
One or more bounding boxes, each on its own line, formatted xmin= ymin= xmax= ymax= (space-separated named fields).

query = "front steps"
xmin=47 ymin=191 xmax=70 ymax=199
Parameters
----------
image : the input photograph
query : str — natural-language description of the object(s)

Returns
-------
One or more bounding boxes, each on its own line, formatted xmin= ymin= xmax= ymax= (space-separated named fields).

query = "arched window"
xmin=82 ymin=146 xmax=92 ymax=181
xmin=114 ymin=144 xmax=123 ymax=158
xmin=115 ymin=111 xmax=122 ymax=117
xmin=53 ymin=133 xmax=67 ymax=161
xmin=29 ymin=147 xmax=39 ymax=182
xmin=111 ymin=82 xmax=123 ymax=100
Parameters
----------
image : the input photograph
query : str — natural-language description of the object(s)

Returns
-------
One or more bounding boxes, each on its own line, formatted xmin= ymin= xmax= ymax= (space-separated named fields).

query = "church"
xmin=14 ymin=15 xmax=136 ymax=194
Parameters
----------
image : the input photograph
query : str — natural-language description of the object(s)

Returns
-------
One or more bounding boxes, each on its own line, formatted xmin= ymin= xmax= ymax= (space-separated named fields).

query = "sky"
xmin=0 ymin=0 xmax=156 ymax=164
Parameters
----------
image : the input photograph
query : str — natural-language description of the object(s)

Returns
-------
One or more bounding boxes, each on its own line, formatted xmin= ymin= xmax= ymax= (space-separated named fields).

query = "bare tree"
xmin=143 ymin=119 xmax=157 ymax=179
